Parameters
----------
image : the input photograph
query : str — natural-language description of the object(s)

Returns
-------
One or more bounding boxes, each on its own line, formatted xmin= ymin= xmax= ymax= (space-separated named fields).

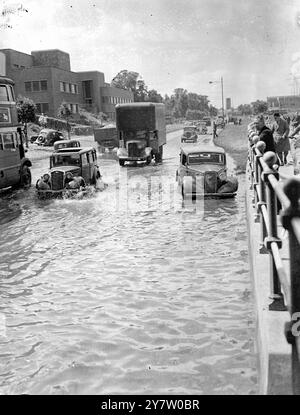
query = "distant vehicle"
xmin=176 ymin=145 xmax=238 ymax=198
xmin=116 ymin=103 xmax=166 ymax=166
xmin=181 ymin=126 xmax=198 ymax=143
xmin=94 ymin=125 xmax=118 ymax=151
xmin=35 ymin=129 xmax=65 ymax=146
xmin=53 ymin=139 xmax=81 ymax=152
xmin=196 ymin=122 xmax=208 ymax=134
xmin=36 ymin=146 xmax=102 ymax=198
xmin=0 ymin=75 xmax=32 ymax=190
xmin=202 ymin=116 xmax=211 ymax=126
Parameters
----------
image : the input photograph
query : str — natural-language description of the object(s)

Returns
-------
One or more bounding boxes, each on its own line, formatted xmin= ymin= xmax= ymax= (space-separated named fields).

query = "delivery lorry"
xmin=116 ymin=103 xmax=166 ymax=166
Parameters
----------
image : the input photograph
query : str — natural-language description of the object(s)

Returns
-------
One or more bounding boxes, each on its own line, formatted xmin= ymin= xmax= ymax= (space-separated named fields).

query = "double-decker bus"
xmin=0 ymin=75 xmax=32 ymax=191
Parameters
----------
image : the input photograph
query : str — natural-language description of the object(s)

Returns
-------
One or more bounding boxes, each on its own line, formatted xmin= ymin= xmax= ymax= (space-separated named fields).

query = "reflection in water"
xmin=0 ymin=131 xmax=257 ymax=394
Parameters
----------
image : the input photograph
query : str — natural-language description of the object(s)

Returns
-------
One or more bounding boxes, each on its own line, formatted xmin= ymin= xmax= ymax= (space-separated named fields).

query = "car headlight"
xmin=218 ymin=171 xmax=227 ymax=181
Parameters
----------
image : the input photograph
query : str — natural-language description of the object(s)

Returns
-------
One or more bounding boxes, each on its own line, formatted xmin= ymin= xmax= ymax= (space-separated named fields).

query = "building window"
xmin=32 ymin=81 xmax=40 ymax=91
xmin=65 ymin=83 xmax=70 ymax=93
xmin=41 ymin=80 xmax=48 ymax=91
xmin=59 ymin=81 xmax=64 ymax=92
xmin=71 ymin=84 xmax=75 ymax=94
xmin=36 ymin=103 xmax=49 ymax=114
xmin=25 ymin=82 xmax=32 ymax=92
xmin=74 ymin=84 xmax=78 ymax=94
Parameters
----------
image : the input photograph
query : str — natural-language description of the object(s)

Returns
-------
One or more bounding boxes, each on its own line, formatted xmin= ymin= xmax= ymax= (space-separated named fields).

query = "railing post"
xmin=256 ymin=142 xmax=267 ymax=252
xmin=261 ymin=152 xmax=285 ymax=311
xmin=281 ymin=177 xmax=300 ymax=394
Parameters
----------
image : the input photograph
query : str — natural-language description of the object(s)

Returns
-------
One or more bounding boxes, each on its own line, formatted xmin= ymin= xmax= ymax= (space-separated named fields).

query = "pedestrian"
xmin=271 ymin=112 xmax=290 ymax=165
xmin=254 ymin=115 xmax=276 ymax=153
xmin=212 ymin=121 xmax=218 ymax=138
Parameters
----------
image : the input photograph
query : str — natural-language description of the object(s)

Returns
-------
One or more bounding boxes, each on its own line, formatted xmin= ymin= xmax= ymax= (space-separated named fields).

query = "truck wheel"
xmin=155 ymin=146 xmax=163 ymax=163
xmin=119 ymin=159 xmax=125 ymax=167
xmin=20 ymin=166 xmax=32 ymax=188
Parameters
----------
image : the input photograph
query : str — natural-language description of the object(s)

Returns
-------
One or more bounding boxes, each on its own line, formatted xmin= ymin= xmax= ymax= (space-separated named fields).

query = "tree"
xmin=134 ymin=79 xmax=148 ymax=102
xmin=16 ymin=95 xmax=37 ymax=148
xmin=237 ymin=104 xmax=252 ymax=115
xmin=251 ymin=100 xmax=268 ymax=115
xmin=57 ymin=101 xmax=72 ymax=139
xmin=147 ymin=89 xmax=163 ymax=103
xmin=209 ymin=105 xmax=218 ymax=117
xmin=111 ymin=70 xmax=139 ymax=91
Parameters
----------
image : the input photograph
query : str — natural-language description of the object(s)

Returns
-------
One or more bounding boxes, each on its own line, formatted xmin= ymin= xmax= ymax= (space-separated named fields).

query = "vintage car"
xmin=176 ymin=145 xmax=238 ymax=198
xmin=53 ymin=139 xmax=81 ymax=151
xmin=181 ymin=126 xmax=198 ymax=143
xmin=36 ymin=146 xmax=104 ymax=198
xmin=35 ymin=129 xmax=65 ymax=146
xmin=202 ymin=116 xmax=212 ymax=127
xmin=196 ymin=122 xmax=208 ymax=134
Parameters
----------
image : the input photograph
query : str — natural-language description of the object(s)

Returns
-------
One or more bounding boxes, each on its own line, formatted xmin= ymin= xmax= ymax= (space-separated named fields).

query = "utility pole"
xmin=221 ymin=76 xmax=224 ymax=119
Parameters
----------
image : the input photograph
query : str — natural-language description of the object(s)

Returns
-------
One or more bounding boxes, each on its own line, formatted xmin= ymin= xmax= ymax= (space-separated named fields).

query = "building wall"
xmin=267 ymin=95 xmax=300 ymax=111
xmin=0 ymin=48 xmax=134 ymax=120
xmin=51 ymin=68 xmax=81 ymax=117
xmin=101 ymin=86 xmax=134 ymax=120
xmin=77 ymin=71 xmax=105 ymax=113
xmin=31 ymin=49 xmax=71 ymax=71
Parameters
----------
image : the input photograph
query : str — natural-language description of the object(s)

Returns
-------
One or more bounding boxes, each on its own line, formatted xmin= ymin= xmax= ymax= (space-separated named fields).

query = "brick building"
xmin=267 ymin=95 xmax=300 ymax=112
xmin=0 ymin=48 xmax=133 ymax=120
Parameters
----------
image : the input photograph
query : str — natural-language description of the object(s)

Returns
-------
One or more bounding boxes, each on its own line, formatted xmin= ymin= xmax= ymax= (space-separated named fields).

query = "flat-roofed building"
xmin=0 ymin=48 xmax=133 ymax=120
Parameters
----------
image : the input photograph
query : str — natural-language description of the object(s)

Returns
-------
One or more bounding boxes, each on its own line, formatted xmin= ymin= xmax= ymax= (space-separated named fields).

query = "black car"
xmin=35 ymin=129 xmax=65 ymax=146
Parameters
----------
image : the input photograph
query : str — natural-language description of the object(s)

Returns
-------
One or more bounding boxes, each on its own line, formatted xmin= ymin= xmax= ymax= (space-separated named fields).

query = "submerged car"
xmin=36 ymin=146 xmax=104 ymax=198
xmin=181 ymin=126 xmax=198 ymax=143
xmin=35 ymin=129 xmax=65 ymax=146
xmin=176 ymin=145 xmax=238 ymax=198
xmin=53 ymin=139 xmax=81 ymax=151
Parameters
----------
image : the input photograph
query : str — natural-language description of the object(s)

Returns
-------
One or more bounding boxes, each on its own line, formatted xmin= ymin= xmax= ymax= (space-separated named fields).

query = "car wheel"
xmin=119 ymin=159 xmax=125 ymax=167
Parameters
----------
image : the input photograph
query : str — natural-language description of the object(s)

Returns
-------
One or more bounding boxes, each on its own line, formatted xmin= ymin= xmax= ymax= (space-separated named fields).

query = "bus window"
xmin=0 ymin=108 xmax=10 ymax=123
xmin=3 ymin=133 xmax=15 ymax=149
xmin=0 ymin=86 xmax=9 ymax=101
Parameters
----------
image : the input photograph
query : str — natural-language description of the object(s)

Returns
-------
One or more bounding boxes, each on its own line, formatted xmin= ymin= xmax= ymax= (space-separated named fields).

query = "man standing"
xmin=272 ymin=112 xmax=290 ymax=165
xmin=254 ymin=115 xmax=276 ymax=153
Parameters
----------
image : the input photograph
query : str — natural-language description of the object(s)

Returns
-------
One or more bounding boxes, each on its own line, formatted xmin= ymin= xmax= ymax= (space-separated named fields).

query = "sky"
xmin=1 ymin=0 xmax=300 ymax=108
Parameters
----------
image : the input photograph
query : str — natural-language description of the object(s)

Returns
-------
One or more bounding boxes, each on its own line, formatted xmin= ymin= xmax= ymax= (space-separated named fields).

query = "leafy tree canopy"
xmin=16 ymin=95 xmax=36 ymax=124
xmin=251 ymin=100 xmax=268 ymax=115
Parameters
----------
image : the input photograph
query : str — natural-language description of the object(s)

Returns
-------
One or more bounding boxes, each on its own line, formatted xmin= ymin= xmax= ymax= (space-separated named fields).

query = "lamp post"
xmin=209 ymin=77 xmax=225 ymax=119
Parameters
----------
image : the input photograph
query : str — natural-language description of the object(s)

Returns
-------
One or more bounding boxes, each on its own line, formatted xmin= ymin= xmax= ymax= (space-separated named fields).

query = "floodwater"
xmin=0 ymin=129 xmax=258 ymax=394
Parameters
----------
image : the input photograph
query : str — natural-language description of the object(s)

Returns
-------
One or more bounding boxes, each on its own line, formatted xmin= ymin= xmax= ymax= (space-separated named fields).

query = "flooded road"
xmin=0 ymin=129 xmax=258 ymax=394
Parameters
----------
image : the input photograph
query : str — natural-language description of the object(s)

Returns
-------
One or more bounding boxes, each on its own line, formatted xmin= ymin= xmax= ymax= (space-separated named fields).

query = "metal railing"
xmin=247 ymin=134 xmax=300 ymax=394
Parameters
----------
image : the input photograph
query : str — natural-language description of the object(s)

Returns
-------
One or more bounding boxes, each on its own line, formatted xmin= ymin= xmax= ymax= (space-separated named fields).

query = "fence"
xmin=248 ymin=132 xmax=300 ymax=394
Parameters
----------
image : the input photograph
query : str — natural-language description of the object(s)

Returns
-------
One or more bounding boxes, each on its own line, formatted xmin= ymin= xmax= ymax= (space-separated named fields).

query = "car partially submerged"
xmin=35 ymin=129 xmax=65 ymax=146
xmin=181 ymin=126 xmax=198 ymax=143
xmin=176 ymin=145 xmax=238 ymax=198
xmin=36 ymin=146 xmax=106 ymax=198
xmin=53 ymin=139 xmax=81 ymax=151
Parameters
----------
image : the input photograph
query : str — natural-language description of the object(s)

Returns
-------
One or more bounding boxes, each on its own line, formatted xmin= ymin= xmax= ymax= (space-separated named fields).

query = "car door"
xmin=80 ymin=152 xmax=90 ymax=183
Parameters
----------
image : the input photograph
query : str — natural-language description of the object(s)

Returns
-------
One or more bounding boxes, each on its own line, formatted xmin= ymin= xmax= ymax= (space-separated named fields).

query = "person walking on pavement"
xmin=212 ymin=121 xmax=218 ymax=138
xmin=271 ymin=112 xmax=290 ymax=165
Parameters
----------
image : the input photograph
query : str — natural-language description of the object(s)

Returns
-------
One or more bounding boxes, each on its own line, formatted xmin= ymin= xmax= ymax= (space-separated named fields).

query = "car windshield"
xmin=184 ymin=127 xmax=196 ymax=132
xmin=187 ymin=152 xmax=224 ymax=164
xmin=52 ymin=154 xmax=80 ymax=166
